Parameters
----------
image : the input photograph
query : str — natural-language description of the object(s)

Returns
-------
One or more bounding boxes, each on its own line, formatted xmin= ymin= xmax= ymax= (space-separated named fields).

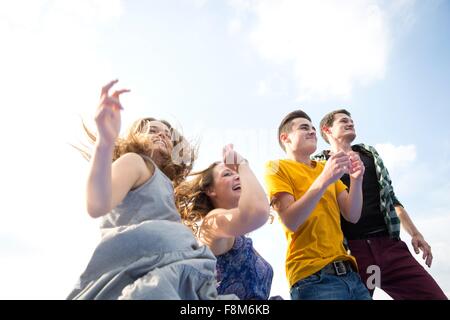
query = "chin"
xmin=153 ymin=146 xmax=171 ymax=159
xmin=306 ymin=142 xmax=317 ymax=153
xmin=345 ymin=133 xmax=356 ymax=142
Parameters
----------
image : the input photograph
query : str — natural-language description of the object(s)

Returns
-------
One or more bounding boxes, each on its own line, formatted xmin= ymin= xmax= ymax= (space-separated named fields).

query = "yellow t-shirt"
xmin=264 ymin=159 xmax=357 ymax=288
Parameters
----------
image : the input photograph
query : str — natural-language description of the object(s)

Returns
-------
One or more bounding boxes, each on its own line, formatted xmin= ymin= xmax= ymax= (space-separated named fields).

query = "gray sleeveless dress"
xmin=67 ymin=156 xmax=236 ymax=300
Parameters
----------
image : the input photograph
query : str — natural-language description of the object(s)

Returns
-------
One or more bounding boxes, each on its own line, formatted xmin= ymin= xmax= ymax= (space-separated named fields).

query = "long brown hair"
xmin=174 ymin=162 xmax=220 ymax=235
xmin=75 ymin=117 xmax=197 ymax=187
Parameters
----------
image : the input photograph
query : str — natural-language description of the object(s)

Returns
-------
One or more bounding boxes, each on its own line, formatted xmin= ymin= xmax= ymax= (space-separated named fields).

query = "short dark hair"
xmin=319 ymin=109 xmax=351 ymax=144
xmin=278 ymin=110 xmax=312 ymax=151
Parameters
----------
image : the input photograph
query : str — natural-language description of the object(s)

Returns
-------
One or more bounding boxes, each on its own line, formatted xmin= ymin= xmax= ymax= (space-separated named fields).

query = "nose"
xmin=156 ymin=131 xmax=165 ymax=138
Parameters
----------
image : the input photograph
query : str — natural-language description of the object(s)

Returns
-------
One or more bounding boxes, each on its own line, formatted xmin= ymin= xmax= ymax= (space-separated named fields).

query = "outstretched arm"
xmin=86 ymin=80 xmax=145 ymax=218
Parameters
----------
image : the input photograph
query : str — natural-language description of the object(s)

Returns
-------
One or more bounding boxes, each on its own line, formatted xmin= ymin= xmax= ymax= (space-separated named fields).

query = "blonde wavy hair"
xmin=76 ymin=117 xmax=197 ymax=187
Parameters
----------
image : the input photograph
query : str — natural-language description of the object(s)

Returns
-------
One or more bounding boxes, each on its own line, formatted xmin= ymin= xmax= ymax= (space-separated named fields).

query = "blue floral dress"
xmin=216 ymin=236 xmax=273 ymax=300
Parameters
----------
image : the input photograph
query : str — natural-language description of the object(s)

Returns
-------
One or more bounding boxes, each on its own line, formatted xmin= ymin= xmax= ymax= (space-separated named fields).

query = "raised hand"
xmin=348 ymin=151 xmax=365 ymax=181
xmin=222 ymin=144 xmax=247 ymax=172
xmin=95 ymin=79 xmax=130 ymax=146
xmin=320 ymin=151 xmax=350 ymax=186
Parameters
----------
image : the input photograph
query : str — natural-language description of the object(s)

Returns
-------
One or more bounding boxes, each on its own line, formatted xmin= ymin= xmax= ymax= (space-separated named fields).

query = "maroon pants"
xmin=347 ymin=236 xmax=447 ymax=300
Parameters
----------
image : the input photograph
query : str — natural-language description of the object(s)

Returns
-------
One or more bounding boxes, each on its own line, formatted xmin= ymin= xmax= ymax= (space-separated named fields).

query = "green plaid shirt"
xmin=313 ymin=143 xmax=401 ymax=239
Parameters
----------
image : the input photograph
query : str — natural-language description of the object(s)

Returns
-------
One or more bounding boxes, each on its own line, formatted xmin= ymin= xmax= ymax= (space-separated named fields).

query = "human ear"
xmin=280 ymin=132 xmax=290 ymax=145
xmin=205 ymin=188 xmax=216 ymax=198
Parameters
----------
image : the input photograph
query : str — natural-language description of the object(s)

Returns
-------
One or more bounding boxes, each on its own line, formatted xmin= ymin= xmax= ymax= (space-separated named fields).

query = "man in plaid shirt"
xmin=315 ymin=109 xmax=447 ymax=300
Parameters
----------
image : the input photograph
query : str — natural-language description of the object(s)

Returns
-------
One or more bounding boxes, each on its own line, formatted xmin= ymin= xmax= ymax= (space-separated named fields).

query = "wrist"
xmin=95 ymin=140 xmax=115 ymax=153
xmin=411 ymin=232 xmax=423 ymax=238
xmin=350 ymin=176 xmax=363 ymax=184
xmin=315 ymin=174 xmax=330 ymax=190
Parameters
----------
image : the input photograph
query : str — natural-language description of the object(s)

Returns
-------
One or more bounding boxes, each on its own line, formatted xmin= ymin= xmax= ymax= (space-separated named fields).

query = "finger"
xmin=417 ymin=242 xmax=426 ymax=256
xmin=334 ymin=151 xmax=347 ymax=157
xmin=101 ymin=79 xmax=119 ymax=98
xmin=349 ymin=152 xmax=360 ymax=161
xmin=103 ymin=96 xmax=123 ymax=110
xmin=427 ymin=253 xmax=433 ymax=267
xmin=111 ymin=89 xmax=131 ymax=99
xmin=349 ymin=157 xmax=360 ymax=165
xmin=225 ymin=144 xmax=234 ymax=155
xmin=338 ymin=162 xmax=350 ymax=172
xmin=223 ymin=144 xmax=230 ymax=157
xmin=223 ymin=150 xmax=233 ymax=165
xmin=412 ymin=241 xmax=420 ymax=254
xmin=335 ymin=157 xmax=350 ymax=165
xmin=333 ymin=152 xmax=348 ymax=160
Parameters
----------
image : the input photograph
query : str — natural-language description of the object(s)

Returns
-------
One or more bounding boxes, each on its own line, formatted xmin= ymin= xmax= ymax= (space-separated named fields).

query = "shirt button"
xmin=367 ymin=239 xmax=371 ymax=245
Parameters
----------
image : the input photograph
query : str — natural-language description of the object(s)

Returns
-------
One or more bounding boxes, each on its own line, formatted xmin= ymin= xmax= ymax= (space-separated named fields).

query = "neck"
xmin=329 ymin=139 xmax=352 ymax=154
xmin=213 ymin=199 xmax=238 ymax=210
xmin=286 ymin=149 xmax=312 ymax=166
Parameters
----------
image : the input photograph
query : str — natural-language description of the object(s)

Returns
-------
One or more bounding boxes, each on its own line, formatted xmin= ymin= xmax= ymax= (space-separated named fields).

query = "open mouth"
xmin=232 ymin=184 xmax=241 ymax=191
xmin=153 ymin=139 xmax=167 ymax=148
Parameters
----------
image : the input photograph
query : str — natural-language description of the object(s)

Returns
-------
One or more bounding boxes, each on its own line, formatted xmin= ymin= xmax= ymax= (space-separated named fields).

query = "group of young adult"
xmin=68 ymin=80 xmax=446 ymax=300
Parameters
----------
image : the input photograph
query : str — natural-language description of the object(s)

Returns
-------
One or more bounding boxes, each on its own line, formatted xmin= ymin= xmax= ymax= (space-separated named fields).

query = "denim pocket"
xmin=294 ymin=273 xmax=322 ymax=287
xmin=290 ymin=273 xmax=323 ymax=300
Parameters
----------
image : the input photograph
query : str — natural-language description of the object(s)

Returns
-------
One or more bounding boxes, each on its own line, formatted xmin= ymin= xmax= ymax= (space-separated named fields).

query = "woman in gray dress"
xmin=68 ymin=79 xmax=236 ymax=300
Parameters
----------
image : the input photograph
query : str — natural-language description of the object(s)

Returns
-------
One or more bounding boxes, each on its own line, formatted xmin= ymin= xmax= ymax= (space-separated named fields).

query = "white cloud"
xmin=190 ymin=0 xmax=209 ymax=9
xmin=373 ymin=143 xmax=450 ymax=207
xmin=228 ymin=18 xmax=242 ymax=35
xmin=226 ymin=0 xmax=416 ymax=100
xmin=374 ymin=143 xmax=417 ymax=172
xmin=0 ymin=0 xmax=123 ymax=299
xmin=257 ymin=76 xmax=288 ymax=97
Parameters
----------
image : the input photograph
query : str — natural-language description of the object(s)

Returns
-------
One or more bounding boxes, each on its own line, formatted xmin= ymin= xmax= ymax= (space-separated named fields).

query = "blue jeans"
xmin=290 ymin=269 xmax=372 ymax=300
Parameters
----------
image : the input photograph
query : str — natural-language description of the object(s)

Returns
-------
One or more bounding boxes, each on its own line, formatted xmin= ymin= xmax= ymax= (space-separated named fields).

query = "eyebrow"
xmin=298 ymin=124 xmax=316 ymax=130
xmin=221 ymin=168 xmax=233 ymax=175
xmin=149 ymin=126 xmax=171 ymax=134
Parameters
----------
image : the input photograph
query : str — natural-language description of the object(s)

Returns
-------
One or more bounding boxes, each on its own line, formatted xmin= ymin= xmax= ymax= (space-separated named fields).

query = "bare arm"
xmin=201 ymin=146 xmax=269 ymax=239
xmin=273 ymin=177 xmax=329 ymax=232
xmin=273 ymin=152 xmax=349 ymax=232
xmin=86 ymin=80 xmax=148 ymax=218
xmin=87 ymin=150 xmax=150 ymax=218
xmin=338 ymin=151 xmax=364 ymax=224
xmin=395 ymin=205 xmax=433 ymax=267
xmin=201 ymin=144 xmax=270 ymax=242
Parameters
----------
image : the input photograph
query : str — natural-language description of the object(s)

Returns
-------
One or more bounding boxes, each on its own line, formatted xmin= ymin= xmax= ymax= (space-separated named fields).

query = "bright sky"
xmin=1 ymin=0 xmax=449 ymax=299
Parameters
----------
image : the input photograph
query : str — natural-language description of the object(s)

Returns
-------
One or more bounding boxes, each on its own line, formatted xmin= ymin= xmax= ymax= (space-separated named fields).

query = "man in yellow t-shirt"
xmin=264 ymin=110 xmax=371 ymax=300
